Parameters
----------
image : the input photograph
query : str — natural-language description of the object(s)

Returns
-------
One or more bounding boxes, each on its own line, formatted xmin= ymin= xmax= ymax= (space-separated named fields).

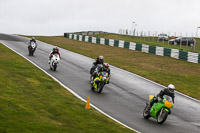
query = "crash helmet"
xmin=99 ymin=55 xmax=104 ymax=63
xmin=167 ymin=84 xmax=175 ymax=94
xmin=53 ymin=46 xmax=59 ymax=53
xmin=32 ymin=37 xmax=35 ymax=40
xmin=104 ymin=63 xmax=109 ymax=70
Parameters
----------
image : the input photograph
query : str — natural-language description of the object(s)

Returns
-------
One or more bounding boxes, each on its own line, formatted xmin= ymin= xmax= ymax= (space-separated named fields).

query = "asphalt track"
xmin=0 ymin=33 xmax=200 ymax=133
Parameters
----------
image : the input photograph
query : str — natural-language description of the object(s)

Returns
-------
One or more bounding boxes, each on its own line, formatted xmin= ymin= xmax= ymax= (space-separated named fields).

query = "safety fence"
xmin=64 ymin=33 xmax=200 ymax=64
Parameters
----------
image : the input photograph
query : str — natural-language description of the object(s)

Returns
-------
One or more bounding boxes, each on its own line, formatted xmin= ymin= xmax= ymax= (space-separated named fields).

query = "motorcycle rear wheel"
xmin=143 ymin=103 xmax=150 ymax=119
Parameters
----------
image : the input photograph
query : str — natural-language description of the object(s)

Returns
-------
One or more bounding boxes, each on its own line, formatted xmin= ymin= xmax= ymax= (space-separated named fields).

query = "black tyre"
xmin=91 ymin=84 xmax=94 ymax=91
xmin=143 ymin=103 xmax=150 ymax=119
xmin=90 ymin=75 xmax=93 ymax=82
xmin=32 ymin=50 xmax=34 ymax=56
xmin=31 ymin=50 xmax=33 ymax=56
xmin=90 ymin=75 xmax=95 ymax=91
xmin=157 ymin=109 xmax=168 ymax=124
xmin=97 ymin=82 xmax=104 ymax=93
xmin=28 ymin=49 xmax=31 ymax=56
xmin=53 ymin=64 xmax=57 ymax=71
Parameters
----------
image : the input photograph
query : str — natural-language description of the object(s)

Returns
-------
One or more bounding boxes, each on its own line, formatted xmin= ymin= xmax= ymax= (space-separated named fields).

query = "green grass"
xmin=0 ymin=43 xmax=136 ymax=133
xmin=23 ymin=35 xmax=200 ymax=100
xmin=90 ymin=33 xmax=200 ymax=53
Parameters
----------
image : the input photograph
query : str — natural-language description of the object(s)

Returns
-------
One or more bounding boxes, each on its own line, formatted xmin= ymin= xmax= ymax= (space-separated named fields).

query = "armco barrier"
xmin=136 ymin=43 xmax=142 ymax=51
xmin=114 ymin=40 xmax=119 ymax=47
xmin=64 ymin=33 xmax=200 ymax=64
xmin=149 ymin=45 xmax=156 ymax=54
xmin=179 ymin=50 xmax=188 ymax=61
xmin=105 ymin=39 xmax=109 ymax=45
xmin=124 ymin=41 xmax=130 ymax=49
xmin=164 ymin=48 xmax=171 ymax=57
xmin=96 ymin=38 xmax=100 ymax=44
xmin=199 ymin=54 xmax=200 ymax=63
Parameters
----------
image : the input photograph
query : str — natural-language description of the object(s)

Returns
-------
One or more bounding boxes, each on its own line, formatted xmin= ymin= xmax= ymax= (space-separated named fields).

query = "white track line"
xmin=0 ymin=41 xmax=140 ymax=133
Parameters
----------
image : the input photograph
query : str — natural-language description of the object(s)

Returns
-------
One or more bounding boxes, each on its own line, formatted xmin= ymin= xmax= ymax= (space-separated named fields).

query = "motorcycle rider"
xmin=90 ymin=55 xmax=104 ymax=75
xmin=102 ymin=63 xmax=110 ymax=76
xmin=92 ymin=63 xmax=111 ymax=84
xmin=30 ymin=37 xmax=36 ymax=43
xmin=149 ymin=84 xmax=175 ymax=113
xmin=48 ymin=46 xmax=61 ymax=64
xmin=28 ymin=37 xmax=37 ymax=49
xmin=102 ymin=63 xmax=110 ymax=84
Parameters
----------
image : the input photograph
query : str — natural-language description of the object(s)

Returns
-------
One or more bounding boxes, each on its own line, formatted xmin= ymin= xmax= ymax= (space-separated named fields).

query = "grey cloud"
xmin=0 ymin=0 xmax=200 ymax=36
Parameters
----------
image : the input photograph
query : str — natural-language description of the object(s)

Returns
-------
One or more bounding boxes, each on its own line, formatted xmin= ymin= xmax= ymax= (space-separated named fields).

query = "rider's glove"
xmin=158 ymin=97 xmax=162 ymax=102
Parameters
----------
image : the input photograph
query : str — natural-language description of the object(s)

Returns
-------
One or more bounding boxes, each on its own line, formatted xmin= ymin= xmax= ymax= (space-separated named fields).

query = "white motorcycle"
xmin=28 ymin=42 xmax=37 ymax=56
xmin=49 ymin=54 xmax=60 ymax=71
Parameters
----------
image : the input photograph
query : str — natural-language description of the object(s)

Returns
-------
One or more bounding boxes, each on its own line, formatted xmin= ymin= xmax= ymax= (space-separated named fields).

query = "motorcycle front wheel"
xmin=157 ymin=109 xmax=168 ymax=124
xmin=31 ymin=50 xmax=34 ymax=56
xmin=97 ymin=82 xmax=104 ymax=93
xmin=53 ymin=64 xmax=57 ymax=71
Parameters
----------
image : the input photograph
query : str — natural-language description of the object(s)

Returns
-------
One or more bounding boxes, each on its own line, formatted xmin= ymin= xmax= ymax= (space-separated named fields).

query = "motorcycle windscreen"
xmin=101 ymin=72 xmax=108 ymax=77
xmin=96 ymin=64 xmax=104 ymax=71
xmin=163 ymin=95 xmax=173 ymax=108
xmin=53 ymin=54 xmax=59 ymax=58
xmin=100 ymin=72 xmax=108 ymax=81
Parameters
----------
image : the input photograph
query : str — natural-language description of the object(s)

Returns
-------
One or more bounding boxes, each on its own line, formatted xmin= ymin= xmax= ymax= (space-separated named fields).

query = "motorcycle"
xmin=28 ymin=42 xmax=37 ymax=56
xmin=143 ymin=95 xmax=174 ymax=124
xmin=49 ymin=54 xmax=60 ymax=71
xmin=91 ymin=71 xmax=110 ymax=93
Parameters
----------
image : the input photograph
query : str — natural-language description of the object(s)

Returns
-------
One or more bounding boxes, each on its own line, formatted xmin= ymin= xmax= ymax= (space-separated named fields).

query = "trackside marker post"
xmin=85 ymin=97 xmax=91 ymax=109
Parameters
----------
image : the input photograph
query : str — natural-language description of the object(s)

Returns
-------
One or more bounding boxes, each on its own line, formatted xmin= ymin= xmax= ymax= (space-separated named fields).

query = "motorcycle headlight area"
xmin=31 ymin=44 xmax=35 ymax=48
xmin=164 ymin=100 xmax=173 ymax=108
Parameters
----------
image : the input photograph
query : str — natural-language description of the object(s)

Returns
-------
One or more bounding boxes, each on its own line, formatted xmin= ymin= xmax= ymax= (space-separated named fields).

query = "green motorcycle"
xmin=143 ymin=95 xmax=174 ymax=124
xmin=91 ymin=71 xmax=110 ymax=93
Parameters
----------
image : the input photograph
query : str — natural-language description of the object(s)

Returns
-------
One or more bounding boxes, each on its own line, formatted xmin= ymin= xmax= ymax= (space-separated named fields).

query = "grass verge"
xmin=24 ymin=35 xmax=200 ymax=100
xmin=0 ymin=43 xmax=136 ymax=133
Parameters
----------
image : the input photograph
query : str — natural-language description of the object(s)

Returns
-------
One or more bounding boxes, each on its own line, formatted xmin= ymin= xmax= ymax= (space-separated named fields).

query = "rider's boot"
xmin=148 ymin=99 xmax=154 ymax=113
xmin=48 ymin=56 xmax=51 ymax=64
xmin=91 ymin=80 xmax=93 ymax=85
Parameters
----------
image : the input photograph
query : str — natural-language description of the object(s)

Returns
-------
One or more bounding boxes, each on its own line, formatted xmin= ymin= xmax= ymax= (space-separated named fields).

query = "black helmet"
xmin=99 ymin=55 xmax=104 ymax=63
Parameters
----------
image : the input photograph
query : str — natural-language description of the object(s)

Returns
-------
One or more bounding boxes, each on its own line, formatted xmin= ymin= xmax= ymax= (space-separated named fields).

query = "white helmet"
xmin=32 ymin=37 xmax=35 ymax=40
xmin=167 ymin=84 xmax=175 ymax=93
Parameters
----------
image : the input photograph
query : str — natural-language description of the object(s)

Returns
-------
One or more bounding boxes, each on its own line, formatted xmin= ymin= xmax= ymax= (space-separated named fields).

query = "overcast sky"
xmin=0 ymin=0 xmax=200 ymax=36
